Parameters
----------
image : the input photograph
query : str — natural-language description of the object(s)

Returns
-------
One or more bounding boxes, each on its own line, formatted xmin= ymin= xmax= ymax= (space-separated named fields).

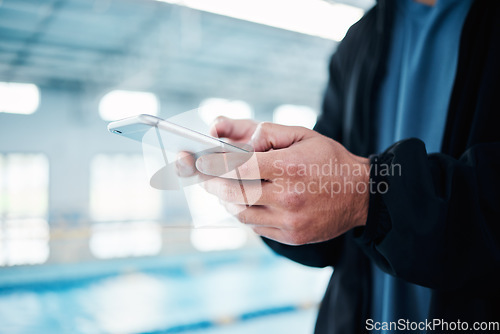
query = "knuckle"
xmin=236 ymin=211 xmax=247 ymax=224
xmin=202 ymin=179 xmax=214 ymax=193
xmin=237 ymin=160 xmax=250 ymax=176
xmin=280 ymin=191 xmax=304 ymax=209
xmin=282 ymin=213 xmax=301 ymax=230
xmin=255 ymin=121 xmax=272 ymax=135
xmin=221 ymin=180 xmax=239 ymax=202
xmin=214 ymin=115 xmax=227 ymax=123
xmin=277 ymin=194 xmax=288 ymax=208
xmin=257 ymin=121 xmax=271 ymax=130
xmin=220 ymin=181 xmax=232 ymax=201
xmin=251 ymin=226 xmax=263 ymax=235
xmin=287 ymin=232 xmax=306 ymax=246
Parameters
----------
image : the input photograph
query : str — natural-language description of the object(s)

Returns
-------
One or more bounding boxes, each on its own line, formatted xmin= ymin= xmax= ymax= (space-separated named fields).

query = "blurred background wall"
xmin=0 ymin=0 xmax=374 ymax=333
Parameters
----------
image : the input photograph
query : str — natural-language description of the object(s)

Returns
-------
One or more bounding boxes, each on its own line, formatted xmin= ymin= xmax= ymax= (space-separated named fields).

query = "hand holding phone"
xmin=176 ymin=116 xmax=259 ymax=177
xmin=108 ymin=114 xmax=255 ymax=190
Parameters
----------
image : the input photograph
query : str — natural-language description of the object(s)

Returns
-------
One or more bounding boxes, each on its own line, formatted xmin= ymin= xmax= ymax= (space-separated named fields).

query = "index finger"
xmin=209 ymin=117 xmax=256 ymax=141
xmin=195 ymin=151 xmax=281 ymax=180
xmin=176 ymin=151 xmax=198 ymax=177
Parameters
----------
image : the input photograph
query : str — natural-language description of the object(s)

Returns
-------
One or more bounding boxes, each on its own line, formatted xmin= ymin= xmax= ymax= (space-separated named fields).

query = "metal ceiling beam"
xmin=1 ymin=0 xmax=69 ymax=81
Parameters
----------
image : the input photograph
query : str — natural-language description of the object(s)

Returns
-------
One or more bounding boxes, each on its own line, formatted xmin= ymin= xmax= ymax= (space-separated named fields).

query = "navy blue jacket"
xmin=263 ymin=0 xmax=500 ymax=332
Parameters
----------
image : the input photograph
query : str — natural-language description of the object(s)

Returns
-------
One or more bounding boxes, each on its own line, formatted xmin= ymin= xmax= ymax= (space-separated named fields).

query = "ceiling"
xmin=0 ymin=0 xmax=370 ymax=107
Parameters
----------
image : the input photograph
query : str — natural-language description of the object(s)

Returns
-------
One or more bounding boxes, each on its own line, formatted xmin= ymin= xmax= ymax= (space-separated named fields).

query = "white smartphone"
xmin=107 ymin=114 xmax=249 ymax=154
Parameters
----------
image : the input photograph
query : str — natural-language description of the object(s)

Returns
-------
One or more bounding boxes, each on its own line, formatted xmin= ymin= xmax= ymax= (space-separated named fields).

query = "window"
xmin=0 ymin=82 xmax=40 ymax=115
xmin=190 ymin=228 xmax=248 ymax=252
xmin=90 ymin=154 xmax=161 ymax=221
xmin=184 ymin=183 xmax=249 ymax=251
xmin=198 ymin=98 xmax=253 ymax=126
xmin=90 ymin=221 xmax=161 ymax=259
xmin=89 ymin=154 xmax=162 ymax=258
xmin=273 ymin=104 xmax=318 ymax=129
xmin=0 ymin=154 xmax=50 ymax=266
xmin=99 ymin=90 xmax=159 ymax=121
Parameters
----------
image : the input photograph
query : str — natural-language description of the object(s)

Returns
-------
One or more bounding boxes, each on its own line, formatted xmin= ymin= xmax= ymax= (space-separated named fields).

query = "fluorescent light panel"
xmin=156 ymin=0 xmax=364 ymax=41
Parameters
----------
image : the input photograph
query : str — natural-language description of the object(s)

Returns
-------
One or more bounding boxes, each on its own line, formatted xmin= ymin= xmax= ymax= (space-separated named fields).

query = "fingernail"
xmin=176 ymin=155 xmax=195 ymax=177
xmin=213 ymin=116 xmax=227 ymax=124
xmin=197 ymin=155 xmax=230 ymax=176
xmin=195 ymin=156 xmax=206 ymax=173
xmin=196 ymin=153 xmax=254 ymax=176
xmin=196 ymin=155 xmax=229 ymax=175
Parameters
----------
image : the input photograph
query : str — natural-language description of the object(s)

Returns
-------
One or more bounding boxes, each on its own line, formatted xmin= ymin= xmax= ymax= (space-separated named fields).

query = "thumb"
xmin=209 ymin=116 xmax=256 ymax=141
xmin=249 ymin=122 xmax=314 ymax=152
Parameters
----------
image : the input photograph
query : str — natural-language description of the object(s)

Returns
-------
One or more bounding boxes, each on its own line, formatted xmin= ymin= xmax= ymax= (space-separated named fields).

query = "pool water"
xmin=0 ymin=249 xmax=332 ymax=334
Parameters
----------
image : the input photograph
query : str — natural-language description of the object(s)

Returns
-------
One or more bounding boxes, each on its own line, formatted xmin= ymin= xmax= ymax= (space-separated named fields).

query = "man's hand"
xmin=177 ymin=117 xmax=370 ymax=245
xmin=176 ymin=117 xmax=258 ymax=177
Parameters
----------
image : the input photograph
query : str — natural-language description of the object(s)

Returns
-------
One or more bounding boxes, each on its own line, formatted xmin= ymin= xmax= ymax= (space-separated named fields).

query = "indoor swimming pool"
xmin=0 ymin=248 xmax=331 ymax=334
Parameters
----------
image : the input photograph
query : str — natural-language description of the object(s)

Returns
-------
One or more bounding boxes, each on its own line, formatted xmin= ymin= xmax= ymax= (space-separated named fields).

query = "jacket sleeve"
xmin=261 ymin=236 xmax=344 ymax=268
xmin=354 ymin=138 xmax=500 ymax=291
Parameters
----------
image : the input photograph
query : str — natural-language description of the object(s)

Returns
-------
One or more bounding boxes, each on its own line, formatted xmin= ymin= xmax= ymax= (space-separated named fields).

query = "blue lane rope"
xmin=141 ymin=303 xmax=316 ymax=334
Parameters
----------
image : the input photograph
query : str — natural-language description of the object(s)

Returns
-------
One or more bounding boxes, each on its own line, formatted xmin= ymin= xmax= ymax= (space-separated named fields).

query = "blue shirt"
xmin=372 ymin=0 xmax=472 ymax=330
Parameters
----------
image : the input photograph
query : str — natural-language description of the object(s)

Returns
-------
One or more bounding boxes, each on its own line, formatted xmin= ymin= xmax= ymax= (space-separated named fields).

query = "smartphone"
xmin=107 ymin=114 xmax=249 ymax=154
xmin=108 ymin=114 xmax=259 ymax=202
